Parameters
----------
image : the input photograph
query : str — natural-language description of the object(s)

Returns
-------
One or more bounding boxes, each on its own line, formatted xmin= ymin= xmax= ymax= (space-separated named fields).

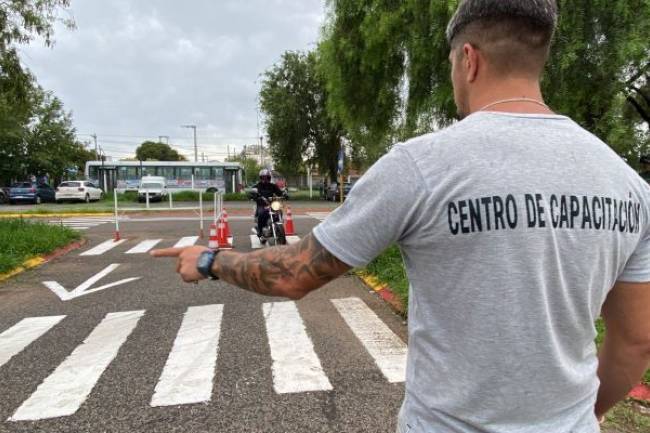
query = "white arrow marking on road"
xmin=42 ymin=264 xmax=141 ymax=301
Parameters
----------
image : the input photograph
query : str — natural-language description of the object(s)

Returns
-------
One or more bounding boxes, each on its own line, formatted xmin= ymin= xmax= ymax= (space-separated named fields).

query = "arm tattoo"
xmin=213 ymin=233 xmax=351 ymax=298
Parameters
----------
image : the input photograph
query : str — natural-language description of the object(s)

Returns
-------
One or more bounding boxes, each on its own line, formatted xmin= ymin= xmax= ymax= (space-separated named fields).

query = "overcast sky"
xmin=19 ymin=0 xmax=326 ymax=161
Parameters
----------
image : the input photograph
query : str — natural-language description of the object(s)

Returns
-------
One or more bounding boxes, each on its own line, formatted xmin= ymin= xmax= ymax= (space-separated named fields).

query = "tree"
xmin=226 ymin=151 xmax=262 ymax=185
xmin=0 ymin=0 xmax=74 ymax=51
xmin=319 ymin=0 xmax=650 ymax=164
xmin=260 ymin=51 xmax=344 ymax=181
xmin=135 ymin=141 xmax=186 ymax=161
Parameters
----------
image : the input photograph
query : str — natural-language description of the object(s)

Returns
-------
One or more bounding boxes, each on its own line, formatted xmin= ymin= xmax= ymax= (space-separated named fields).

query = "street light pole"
xmin=181 ymin=125 xmax=198 ymax=162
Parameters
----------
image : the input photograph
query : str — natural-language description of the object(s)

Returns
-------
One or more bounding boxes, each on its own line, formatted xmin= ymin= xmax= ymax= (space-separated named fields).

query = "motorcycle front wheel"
xmin=272 ymin=223 xmax=287 ymax=246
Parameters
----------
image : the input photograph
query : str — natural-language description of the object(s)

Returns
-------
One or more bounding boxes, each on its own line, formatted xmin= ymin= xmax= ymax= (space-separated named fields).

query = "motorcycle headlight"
xmin=271 ymin=201 xmax=282 ymax=211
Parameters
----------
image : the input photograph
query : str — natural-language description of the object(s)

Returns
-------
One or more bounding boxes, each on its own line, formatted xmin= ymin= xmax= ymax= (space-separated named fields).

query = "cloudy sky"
xmin=19 ymin=0 xmax=326 ymax=161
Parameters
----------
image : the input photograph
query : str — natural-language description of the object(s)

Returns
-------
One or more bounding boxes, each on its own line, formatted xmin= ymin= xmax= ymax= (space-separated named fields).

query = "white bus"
xmin=85 ymin=160 xmax=244 ymax=193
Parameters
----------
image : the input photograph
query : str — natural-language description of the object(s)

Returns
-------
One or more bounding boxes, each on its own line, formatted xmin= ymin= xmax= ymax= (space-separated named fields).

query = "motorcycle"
xmin=250 ymin=191 xmax=287 ymax=246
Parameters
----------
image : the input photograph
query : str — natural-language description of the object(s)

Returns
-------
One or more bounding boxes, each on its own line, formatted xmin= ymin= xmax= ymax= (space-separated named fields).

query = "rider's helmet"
xmin=259 ymin=169 xmax=272 ymax=183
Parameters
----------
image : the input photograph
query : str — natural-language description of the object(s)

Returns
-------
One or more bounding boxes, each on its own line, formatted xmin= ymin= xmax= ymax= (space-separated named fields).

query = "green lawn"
xmin=0 ymin=219 xmax=80 ymax=274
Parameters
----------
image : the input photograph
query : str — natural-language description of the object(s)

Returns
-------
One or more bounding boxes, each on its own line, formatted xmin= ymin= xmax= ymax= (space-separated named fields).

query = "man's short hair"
xmin=446 ymin=0 xmax=558 ymax=76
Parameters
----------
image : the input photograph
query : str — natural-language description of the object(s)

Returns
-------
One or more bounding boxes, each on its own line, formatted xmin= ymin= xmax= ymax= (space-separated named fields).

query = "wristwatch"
xmin=197 ymin=249 xmax=220 ymax=280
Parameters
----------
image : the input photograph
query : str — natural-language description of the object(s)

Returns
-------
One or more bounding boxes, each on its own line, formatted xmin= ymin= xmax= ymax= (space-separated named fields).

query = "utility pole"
xmin=227 ymin=145 xmax=230 ymax=160
xmin=181 ymin=125 xmax=197 ymax=162
xmin=201 ymin=152 xmax=205 ymax=162
xmin=91 ymin=134 xmax=98 ymax=158
xmin=259 ymin=135 xmax=264 ymax=167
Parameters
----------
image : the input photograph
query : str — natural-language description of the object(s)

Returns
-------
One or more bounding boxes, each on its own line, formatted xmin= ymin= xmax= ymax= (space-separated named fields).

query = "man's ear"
xmin=463 ymin=43 xmax=479 ymax=83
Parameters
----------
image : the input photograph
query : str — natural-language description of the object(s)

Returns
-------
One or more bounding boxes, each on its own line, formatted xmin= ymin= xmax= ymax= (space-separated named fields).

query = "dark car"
xmin=325 ymin=181 xmax=353 ymax=201
xmin=0 ymin=187 xmax=8 ymax=204
xmin=9 ymin=182 xmax=56 ymax=204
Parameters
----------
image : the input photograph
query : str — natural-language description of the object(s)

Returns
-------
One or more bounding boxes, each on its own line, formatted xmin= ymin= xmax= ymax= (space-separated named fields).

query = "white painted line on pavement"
xmin=250 ymin=235 xmax=265 ymax=249
xmin=173 ymin=236 xmax=199 ymax=248
xmin=150 ymin=305 xmax=223 ymax=407
xmin=263 ymin=302 xmax=332 ymax=394
xmin=331 ymin=298 xmax=407 ymax=383
xmin=287 ymin=235 xmax=300 ymax=245
xmin=0 ymin=316 xmax=66 ymax=369
xmin=126 ymin=239 xmax=162 ymax=254
xmin=80 ymin=239 xmax=126 ymax=256
xmin=9 ymin=310 xmax=145 ymax=421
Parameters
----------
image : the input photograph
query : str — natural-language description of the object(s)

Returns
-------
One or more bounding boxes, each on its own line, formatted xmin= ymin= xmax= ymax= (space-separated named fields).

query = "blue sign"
xmin=337 ymin=146 xmax=345 ymax=174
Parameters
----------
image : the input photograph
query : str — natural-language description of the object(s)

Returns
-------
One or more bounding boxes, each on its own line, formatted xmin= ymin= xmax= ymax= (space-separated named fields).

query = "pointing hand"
xmin=150 ymin=246 xmax=209 ymax=283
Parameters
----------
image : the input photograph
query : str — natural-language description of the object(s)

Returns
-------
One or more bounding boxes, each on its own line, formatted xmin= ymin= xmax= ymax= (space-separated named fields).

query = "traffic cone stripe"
xmin=285 ymin=206 xmax=296 ymax=236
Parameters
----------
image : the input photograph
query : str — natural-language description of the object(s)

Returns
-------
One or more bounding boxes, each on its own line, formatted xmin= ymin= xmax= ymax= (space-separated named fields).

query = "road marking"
xmin=125 ymin=239 xmax=162 ymax=254
xmin=43 ymin=264 xmax=141 ymax=301
xmin=150 ymin=305 xmax=223 ymax=407
xmin=306 ymin=212 xmax=330 ymax=222
xmin=287 ymin=235 xmax=300 ymax=245
xmin=80 ymin=239 xmax=127 ymax=256
xmin=263 ymin=302 xmax=332 ymax=394
xmin=250 ymin=235 xmax=265 ymax=249
xmin=173 ymin=236 xmax=199 ymax=248
xmin=46 ymin=218 xmax=116 ymax=231
xmin=331 ymin=297 xmax=407 ymax=383
xmin=9 ymin=310 xmax=145 ymax=421
xmin=0 ymin=316 xmax=66 ymax=369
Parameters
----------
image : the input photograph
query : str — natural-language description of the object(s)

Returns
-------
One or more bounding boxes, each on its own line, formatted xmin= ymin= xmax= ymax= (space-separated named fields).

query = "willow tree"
xmin=319 ymin=0 xmax=650 ymax=164
xmin=260 ymin=51 xmax=344 ymax=180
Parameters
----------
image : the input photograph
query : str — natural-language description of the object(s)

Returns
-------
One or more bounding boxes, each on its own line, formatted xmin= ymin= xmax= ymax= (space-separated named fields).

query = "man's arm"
xmin=595 ymin=280 xmax=650 ymax=418
xmin=214 ymin=233 xmax=350 ymax=299
xmin=151 ymin=233 xmax=351 ymax=300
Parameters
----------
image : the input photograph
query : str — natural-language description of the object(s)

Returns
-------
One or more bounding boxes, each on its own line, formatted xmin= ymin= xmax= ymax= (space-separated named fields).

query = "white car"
xmin=138 ymin=176 xmax=168 ymax=202
xmin=56 ymin=181 xmax=104 ymax=203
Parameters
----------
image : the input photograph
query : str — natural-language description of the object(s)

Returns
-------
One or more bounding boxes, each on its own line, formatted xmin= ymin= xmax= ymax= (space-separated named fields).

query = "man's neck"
xmin=468 ymin=78 xmax=553 ymax=115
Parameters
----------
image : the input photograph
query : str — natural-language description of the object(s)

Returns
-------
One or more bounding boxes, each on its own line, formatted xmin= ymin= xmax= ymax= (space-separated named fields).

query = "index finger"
xmin=150 ymin=247 xmax=185 ymax=258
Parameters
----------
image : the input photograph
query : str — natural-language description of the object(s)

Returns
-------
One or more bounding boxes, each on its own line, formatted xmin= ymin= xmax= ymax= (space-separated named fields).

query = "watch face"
xmin=198 ymin=251 xmax=214 ymax=276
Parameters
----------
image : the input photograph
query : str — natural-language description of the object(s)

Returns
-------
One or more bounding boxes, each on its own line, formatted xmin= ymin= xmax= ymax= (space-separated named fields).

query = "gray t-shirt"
xmin=313 ymin=112 xmax=650 ymax=433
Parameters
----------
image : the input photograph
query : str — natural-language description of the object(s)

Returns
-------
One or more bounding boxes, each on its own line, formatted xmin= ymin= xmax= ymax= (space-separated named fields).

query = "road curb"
xmin=0 ymin=213 xmax=113 ymax=219
xmin=629 ymin=383 xmax=650 ymax=402
xmin=0 ymin=239 xmax=87 ymax=283
xmin=356 ymin=271 xmax=406 ymax=317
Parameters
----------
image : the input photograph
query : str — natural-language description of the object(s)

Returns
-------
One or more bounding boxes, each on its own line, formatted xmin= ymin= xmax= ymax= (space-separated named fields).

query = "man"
xmin=640 ymin=155 xmax=650 ymax=183
xmin=152 ymin=0 xmax=650 ymax=431
xmin=253 ymin=168 xmax=283 ymax=242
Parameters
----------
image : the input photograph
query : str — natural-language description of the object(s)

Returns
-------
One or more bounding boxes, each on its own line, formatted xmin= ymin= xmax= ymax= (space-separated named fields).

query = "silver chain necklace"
xmin=478 ymin=97 xmax=550 ymax=112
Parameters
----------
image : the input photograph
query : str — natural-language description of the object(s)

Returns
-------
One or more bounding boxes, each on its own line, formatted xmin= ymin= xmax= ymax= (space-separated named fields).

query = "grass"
xmin=363 ymin=245 xmax=410 ymax=306
xmin=100 ymin=191 xmax=249 ymax=203
xmin=0 ymin=218 xmax=80 ymax=274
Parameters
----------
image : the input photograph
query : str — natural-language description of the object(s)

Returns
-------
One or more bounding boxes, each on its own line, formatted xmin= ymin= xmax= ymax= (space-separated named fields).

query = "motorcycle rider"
xmin=254 ymin=169 xmax=283 ymax=243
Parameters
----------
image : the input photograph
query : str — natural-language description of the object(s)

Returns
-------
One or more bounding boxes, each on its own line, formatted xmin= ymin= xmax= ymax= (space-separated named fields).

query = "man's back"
xmin=313 ymin=111 xmax=650 ymax=432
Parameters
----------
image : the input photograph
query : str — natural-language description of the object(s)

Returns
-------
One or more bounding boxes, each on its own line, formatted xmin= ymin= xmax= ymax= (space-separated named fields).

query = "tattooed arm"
xmin=214 ymin=233 xmax=351 ymax=299
xmin=150 ymin=233 xmax=351 ymax=299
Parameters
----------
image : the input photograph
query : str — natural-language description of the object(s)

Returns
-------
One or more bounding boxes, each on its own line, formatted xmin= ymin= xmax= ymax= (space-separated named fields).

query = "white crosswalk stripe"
xmin=151 ymin=305 xmax=223 ymax=407
xmin=9 ymin=310 xmax=144 ymax=421
xmin=250 ymin=235 xmax=300 ymax=249
xmin=263 ymin=301 xmax=332 ymax=394
xmin=173 ymin=236 xmax=199 ymax=248
xmin=80 ymin=239 xmax=127 ymax=256
xmin=125 ymin=239 xmax=162 ymax=254
xmin=2 ymin=298 xmax=404 ymax=421
xmin=0 ymin=316 xmax=66 ymax=369
xmin=306 ymin=212 xmax=330 ymax=222
xmin=331 ymin=297 xmax=407 ymax=383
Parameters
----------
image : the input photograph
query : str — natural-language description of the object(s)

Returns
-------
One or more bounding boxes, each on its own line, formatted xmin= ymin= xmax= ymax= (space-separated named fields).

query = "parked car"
xmin=325 ymin=182 xmax=353 ymax=201
xmin=0 ymin=187 xmax=8 ymax=204
xmin=9 ymin=182 xmax=56 ymax=204
xmin=137 ymin=176 xmax=168 ymax=202
xmin=55 ymin=181 xmax=104 ymax=203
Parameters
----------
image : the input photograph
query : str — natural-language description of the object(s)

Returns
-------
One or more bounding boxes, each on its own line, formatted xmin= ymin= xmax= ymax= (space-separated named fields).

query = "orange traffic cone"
xmin=217 ymin=217 xmax=233 ymax=249
xmin=208 ymin=222 xmax=219 ymax=249
xmin=222 ymin=209 xmax=231 ymax=238
xmin=285 ymin=206 xmax=296 ymax=236
xmin=113 ymin=230 xmax=121 ymax=242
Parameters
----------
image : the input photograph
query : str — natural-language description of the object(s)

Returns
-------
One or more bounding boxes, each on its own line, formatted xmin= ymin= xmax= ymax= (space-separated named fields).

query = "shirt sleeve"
xmin=618 ymin=225 xmax=650 ymax=283
xmin=312 ymin=145 xmax=426 ymax=268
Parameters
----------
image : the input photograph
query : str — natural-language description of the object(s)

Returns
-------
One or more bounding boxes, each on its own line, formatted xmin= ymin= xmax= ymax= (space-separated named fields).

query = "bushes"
xmin=0 ymin=219 xmax=80 ymax=274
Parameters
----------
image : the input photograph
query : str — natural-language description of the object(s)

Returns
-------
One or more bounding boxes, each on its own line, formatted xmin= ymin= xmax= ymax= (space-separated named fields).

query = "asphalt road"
xmin=0 ymin=213 xmax=407 ymax=433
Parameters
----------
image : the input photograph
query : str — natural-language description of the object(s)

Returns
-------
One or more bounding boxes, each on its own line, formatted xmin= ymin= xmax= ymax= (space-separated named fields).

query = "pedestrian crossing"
xmin=46 ymin=217 xmax=121 ymax=231
xmin=306 ymin=212 xmax=330 ymax=222
xmin=0 ymin=297 xmax=406 ymax=422
xmin=77 ymin=235 xmax=303 ymax=255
